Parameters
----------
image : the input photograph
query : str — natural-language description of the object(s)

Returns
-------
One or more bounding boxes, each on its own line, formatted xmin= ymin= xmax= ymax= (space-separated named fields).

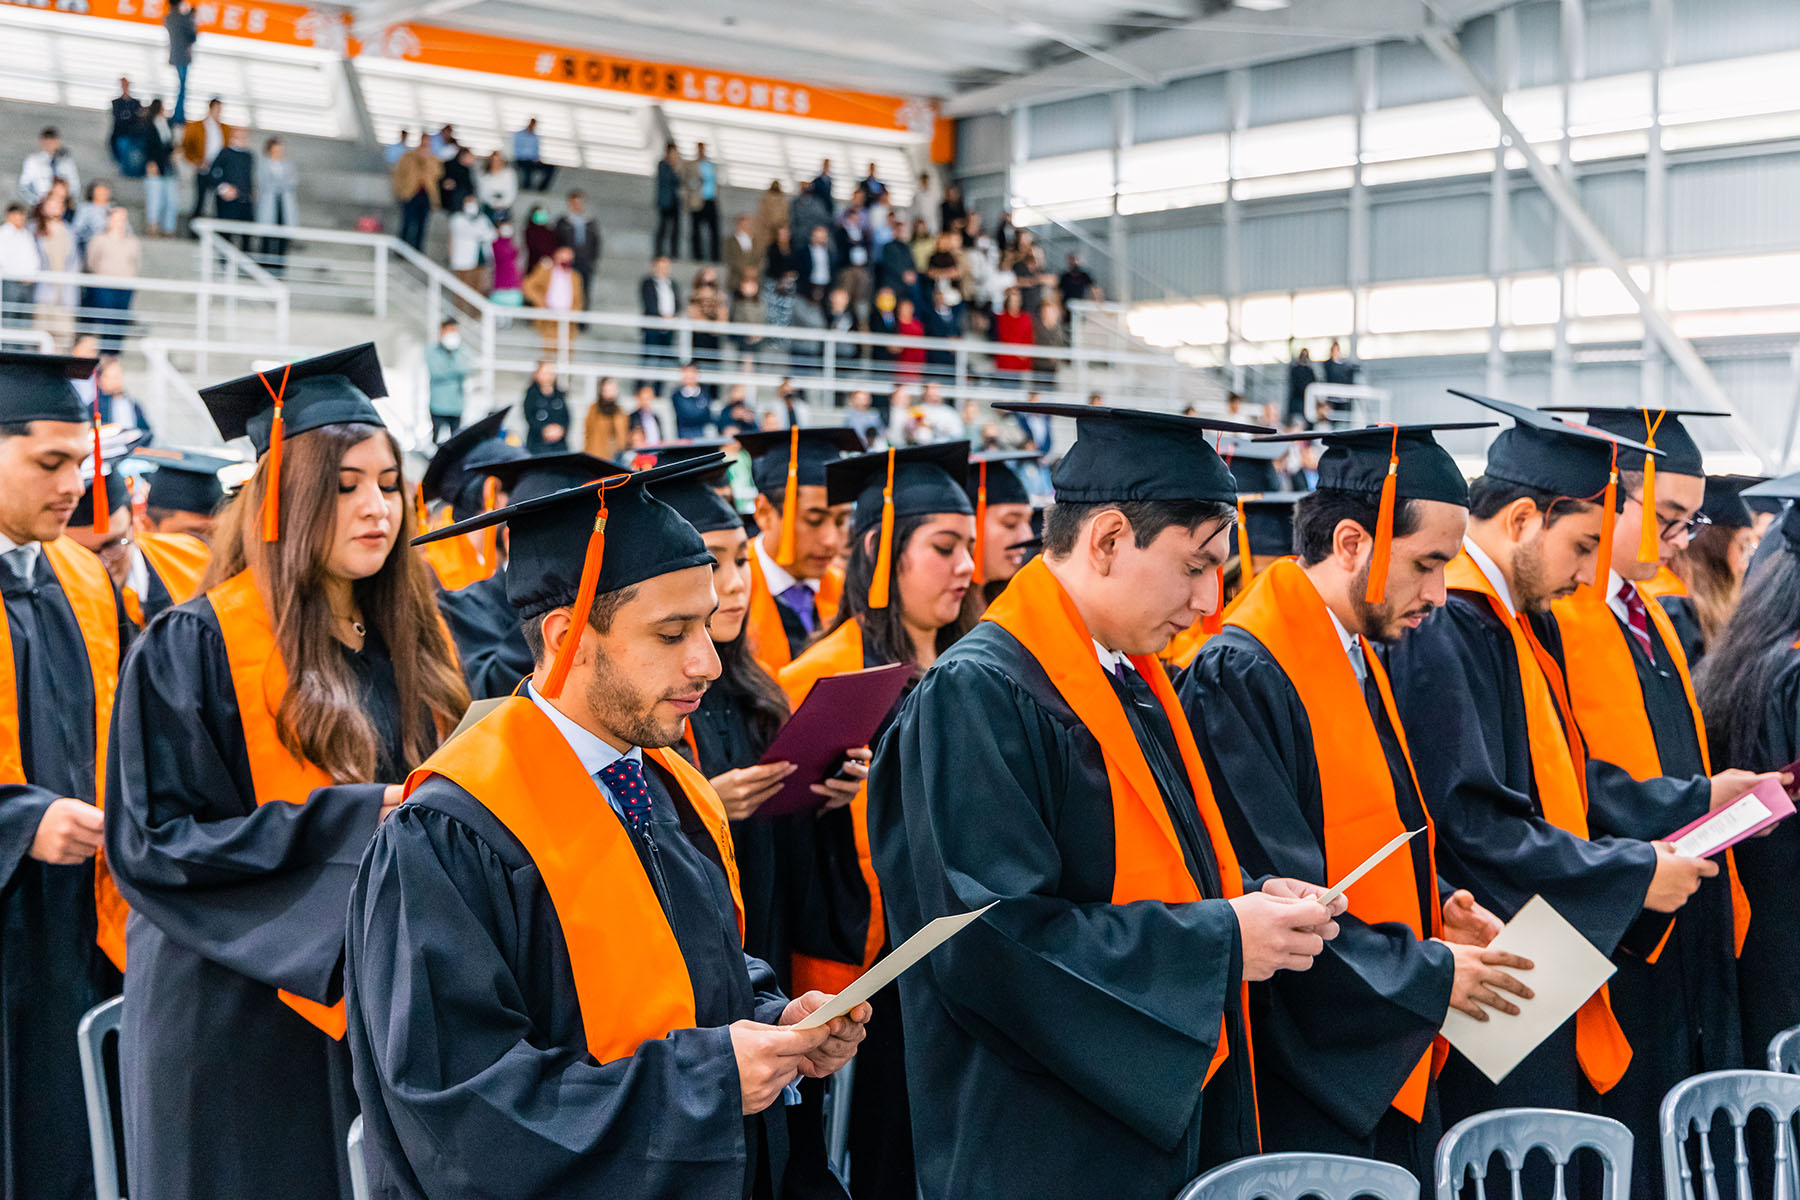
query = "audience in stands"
xmin=686 ymin=274 xmax=726 ymax=366
xmin=255 ymin=137 xmax=298 ymax=271
xmin=385 ymin=130 xmax=411 ymax=167
xmin=914 ymin=170 xmax=943 ymax=235
xmin=788 ymin=174 xmax=831 ymax=245
xmin=447 ymin=194 xmax=496 ymax=298
xmin=724 ymin=213 xmax=757 ymax=292
xmin=521 ymin=245 xmax=582 ymax=350
xmin=554 ymin=190 xmax=601 ymax=306
xmin=83 ymin=206 xmax=140 ymax=351
xmin=730 ymin=278 xmax=767 ymax=369
xmin=654 ymin=142 xmax=682 ymax=259
xmin=429 ymin=124 xmax=460 ymax=159
xmin=628 ymin=382 xmax=663 ymax=444
xmin=18 ymin=128 xmax=80 ymax=208
xmin=489 ymin=217 xmax=523 ymax=307
xmin=163 ymin=0 xmax=196 ymax=124
xmin=1286 ymin=346 xmax=1317 ymax=422
xmin=70 ymin=182 xmax=111 ymax=263
xmin=477 ymin=151 xmax=518 ymax=222
xmin=859 ymin=161 xmax=886 ymax=203
xmin=31 ymin=194 xmax=77 ymax=345
xmin=141 ymin=100 xmax=178 ymax=237
xmin=425 ymin=317 xmax=473 ymax=441
xmin=754 ymin=179 xmax=787 ymax=250
xmin=522 ymin=204 xmax=557 ymax=270
xmin=183 ymin=98 xmax=231 ymax=229
xmin=438 ymin=146 xmax=477 ymax=215
xmin=583 ymin=375 xmax=628 ymax=459
xmin=0 ymin=205 xmax=33 ymax=327
xmin=1057 ymin=253 xmax=1094 ymax=307
xmin=842 ymin=387 xmax=884 ymax=446
xmin=800 ymin=224 xmax=837 ymax=306
xmin=669 ymin=361 xmax=714 ymax=439
xmin=109 ymin=78 xmax=143 ymax=174
xmin=207 ymin=126 xmax=256 ymax=240
xmin=638 ymin=255 xmax=679 ymax=387
xmin=393 ymin=139 xmax=442 ymax=252
xmin=522 ymin=361 xmax=570 ymax=452
xmin=513 ymin=118 xmax=555 ymax=191
xmin=1323 ymin=338 xmax=1359 ymax=385
xmin=684 ymin=142 xmax=720 ymax=262
xmin=95 ymin=354 xmax=152 ymax=439
xmin=763 ymin=224 xmax=802 ymax=284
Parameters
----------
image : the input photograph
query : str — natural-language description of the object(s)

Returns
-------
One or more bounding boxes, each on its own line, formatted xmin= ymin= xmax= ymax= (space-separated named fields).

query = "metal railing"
xmin=0 ymin=263 xmax=288 ymax=365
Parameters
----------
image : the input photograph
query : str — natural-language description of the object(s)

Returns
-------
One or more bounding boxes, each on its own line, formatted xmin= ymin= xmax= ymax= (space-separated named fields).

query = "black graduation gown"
xmin=104 ymin=600 xmax=400 ymax=1200
xmin=1382 ymin=594 xmax=1658 ymax=1121
xmin=0 ymin=551 xmax=127 ymax=1200
xmin=1655 ymin=594 xmax=1706 ymax=666
xmin=1179 ymin=627 xmax=1452 ymax=1180
xmin=866 ymin=622 xmax=1254 ymax=1200
xmin=436 ymin=569 xmax=533 ymax=700
xmin=345 ymin=756 xmax=844 ymax=1200
xmin=136 ymin=552 xmax=178 ymax=626
xmin=1538 ymin=610 xmax=1733 ymax=1200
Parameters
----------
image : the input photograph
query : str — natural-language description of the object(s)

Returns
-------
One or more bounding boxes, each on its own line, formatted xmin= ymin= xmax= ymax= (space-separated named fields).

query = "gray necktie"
xmin=1 ymin=546 xmax=34 ymax=584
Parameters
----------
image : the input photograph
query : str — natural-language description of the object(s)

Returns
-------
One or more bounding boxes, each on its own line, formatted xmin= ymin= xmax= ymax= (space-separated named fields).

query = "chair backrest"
xmin=823 ymin=1058 xmax=855 ymax=1186
xmin=1660 ymin=1069 xmax=1800 ymax=1200
xmin=76 ymin=995 xmax=125 ymax=1200
xmin=347 ymin=1115 xmax=370 ymax=1200
xmin=1770 ymin=1028 xmax=1800 ymax=1076
xmin=1435 ymin=1108 xmax=1634 ymax=1200
xmin=1177 ymin=1152 xmax=1420 ymax=1200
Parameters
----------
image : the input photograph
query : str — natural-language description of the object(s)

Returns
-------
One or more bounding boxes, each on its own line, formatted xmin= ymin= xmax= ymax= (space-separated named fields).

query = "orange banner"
xmin=0 ymin=0 xmax=351 ymax=50
xmin=368 ymin=22 xmax=940 ymax=138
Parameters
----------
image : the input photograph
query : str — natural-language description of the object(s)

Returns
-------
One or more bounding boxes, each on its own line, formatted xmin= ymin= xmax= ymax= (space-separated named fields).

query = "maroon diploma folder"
xmin=752 ymin=662 xmax=912 ymax=818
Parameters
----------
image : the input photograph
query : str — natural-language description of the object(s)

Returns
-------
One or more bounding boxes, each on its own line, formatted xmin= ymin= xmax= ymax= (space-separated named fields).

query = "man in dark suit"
xmin=799 ymin=224 xmax=838 ymax=307
xmin=554 ymin=190 xmax=602 ymax=308
xmin=654 ymin=142 xmax=682 ymax=259
xmin=206 ymin=127 xmax=256 ymax=246
xmin=638 ymin=256 xmax=681 ymax=394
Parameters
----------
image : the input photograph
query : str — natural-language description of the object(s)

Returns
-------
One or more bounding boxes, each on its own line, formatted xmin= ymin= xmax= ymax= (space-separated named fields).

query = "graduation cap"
xmin=0 ymin=352 xmax=109 ymax=535
xmin=133 ymin=447 xmax=236 ymax=517
xmin=648 ymin=466 xmax=743 ymax=536
xmin=1541 ymin=405 xmax=1729 ymax=565
xmin=1217 ymin=438 xmax=1289 ymax=495
xmin=634 ymin=439 xmax=732 ymax=468
xmin=1450 ymin=390 xmax=1661 ymax=602
xmin=199 ymin=344 xmax=389 ymax=543
xmin=71 ymin=456 xmax=133 ymax=529
xmin=1257 ymin=422 xmax=1491 ymax=603
xmin=826 ymin=442 xmax=973 ymax=609
xmin=1230 ymin=492 xmax=1304 ymax=576
xmin=420 ymin=408 xmax=525 ymax=512
xmin=966 ymin=450 xmax=1037 ymax=587
xmin=990 ymin=403 xmax=1272 ymax=506
xmin=1701 ymin=474 xmax=1762 ymax=531
xmin=487 ymin=452 xmax=628 ymax=505
xmin=737 ymin=427 xmax=866 ymax=567
xmin=414 ymin=456 xmax=724 ymax=699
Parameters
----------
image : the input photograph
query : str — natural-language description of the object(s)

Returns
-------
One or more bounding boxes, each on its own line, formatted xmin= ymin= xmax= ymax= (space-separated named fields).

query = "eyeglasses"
xmin=1628 ymin=493 xmax=1710 ymax=542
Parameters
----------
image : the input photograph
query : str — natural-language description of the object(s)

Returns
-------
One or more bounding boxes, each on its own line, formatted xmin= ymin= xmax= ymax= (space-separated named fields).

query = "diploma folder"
xmin=753 ymin=663 xmax=912 ymax=819
xmin=1665 ymin=778 xmax=1795 ymax=858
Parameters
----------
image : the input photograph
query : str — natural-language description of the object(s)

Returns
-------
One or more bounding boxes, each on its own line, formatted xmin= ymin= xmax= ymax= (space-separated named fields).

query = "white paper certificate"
xmin=792 ymin=902 xmax=997 ymax=1030
xmin=1671 ymin=792 xmax=1775 ymax=859
xmin=1440 ymin=895 xmax=1616 ymax=1085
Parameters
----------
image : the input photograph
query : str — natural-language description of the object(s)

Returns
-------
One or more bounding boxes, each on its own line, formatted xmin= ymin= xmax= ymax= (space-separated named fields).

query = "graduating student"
xmin=1650 ymin=474 xmax=1762 ymax=664
xmin=138 ymin=444 xmax=232 ymax=541
xmin=777 ymin=441 xmax=979 ymax=1200
xmin=67 ymin=452 xmax=213 ymax=627
xmin=437 ymin=450 xmax=611 ymax=700
xmin=867 ymin=404 xmax=1342 ymax=1200
xmin=1697 ymin=490 xmax=1800 ymax=1065
xmin=104 ymin=345 xmax=470 ymax=1200
xmin=1383 ymin=394 xmax=1726 ymax=1131
xmin=1539 ymin=406 xmax=1775 ymax=1193
xmin=0 ymin=350 xmax=128 ymax=1200
xmin=736 ymin=427 xmax=864 ymax=670
xmin=965 ymin=448 xmax=1037 ymax=609
xmin=1180 ymin=423 xmax=1531 ymax=1181
xmin=1161 ymin=492 xmax=1304 ymax=671
xmin=347 ymin=457 xmax=867 ymax=1199
xmin=417 ymin=408 xmax=524 ymax=591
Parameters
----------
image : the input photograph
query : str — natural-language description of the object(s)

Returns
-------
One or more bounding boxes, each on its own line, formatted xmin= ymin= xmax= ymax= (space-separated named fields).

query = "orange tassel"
xmin=543 ymin=491 xmax=611 ymax=700
xmin=973 ymin=461 xmax=988 ymax=587
xmin=776 ymin=424 xmax=800 ymax=566
xmin=1585 ymin=443 xmax=1620 ymax=603
xmin=478 ymin=475 xmax=500 ymax=567
xmin=412 ymin=482 xmax=429 ymax=532
xmin=1364 ymin=426 xmax=1400 ymax=604
xmin=868 ymin=447 xmax=897 ymax=609
xmin=89 ymin=410 xmax=108 ymax=536
xmin=1235 ymin=496 xmax=1254 ymax=588
xmin=1637 ymin=409 xmax=1666 ymax=565
xmin=256 ymin=365 xmax=291 ymax=543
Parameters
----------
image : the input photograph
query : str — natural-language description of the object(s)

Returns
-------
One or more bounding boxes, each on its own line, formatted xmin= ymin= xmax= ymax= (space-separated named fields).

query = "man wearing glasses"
xmin=1542 ymin=404 xmax=1763 ymax=1200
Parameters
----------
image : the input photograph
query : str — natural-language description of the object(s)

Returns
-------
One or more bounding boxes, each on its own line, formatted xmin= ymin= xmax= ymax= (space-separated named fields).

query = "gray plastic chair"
xmin=1178 ymin=1152 xmax=1419 ymax=1200
xmin=76 ymin=995 xmax=125 ymax=1200
xmin=1771 ymin=1028 xmax=1800 ymax=1076
xmin=1660 ymin=1069 xmax=1800 ymax=1200
xmin=347 ymin=1115 xmax=370 ymax=1200
xmin=1435 ymin=1108 xmax=1633 ymax=1200
xmin=823 ymin=1059 xmax=855 ymax=1185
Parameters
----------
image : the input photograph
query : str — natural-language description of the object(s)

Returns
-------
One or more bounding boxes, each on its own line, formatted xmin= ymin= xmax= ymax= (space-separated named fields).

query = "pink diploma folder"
xmin=752 ymin=663 xmax=912 ymax=819
xmin=1664 ymin=779 xmax=1795 ymax=858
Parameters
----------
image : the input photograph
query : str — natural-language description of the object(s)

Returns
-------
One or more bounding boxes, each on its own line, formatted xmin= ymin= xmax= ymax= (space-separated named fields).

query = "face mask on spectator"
xmin=441 ymin=331 xmax=461 ymax=350
xmin=463 ymin=201 xmax=478 ymax=215
xmin=876 ymin=294 xmax=896 ymax=312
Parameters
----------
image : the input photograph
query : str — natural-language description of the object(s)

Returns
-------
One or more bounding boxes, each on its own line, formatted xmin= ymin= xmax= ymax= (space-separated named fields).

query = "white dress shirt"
xmin=0 ymin=526 xmax=41 ymax=580
xmin=653 ymin=277 xmax=676 ymax=318
xmin=125 ymin=544 xmax=150 ymax=604
xmin=526 ymin=682 xmax=639 ymax=821
xmin=1323 ymin=602 xmax=1366 ymax=682
xmin=1093 ymin=639 xmax=1129 ymax=675
xmin=1462 ymin=536 xmax=1516 ymax=617
xmin=754 ymin=533 xmax=818 ymax=598
xmin=1604 ymin=570 xmax=1631 ymax=627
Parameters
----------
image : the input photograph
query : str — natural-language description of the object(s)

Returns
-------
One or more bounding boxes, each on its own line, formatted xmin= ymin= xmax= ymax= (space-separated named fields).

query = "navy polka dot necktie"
xmin=598 ymin=756 xmax=653 ymax=833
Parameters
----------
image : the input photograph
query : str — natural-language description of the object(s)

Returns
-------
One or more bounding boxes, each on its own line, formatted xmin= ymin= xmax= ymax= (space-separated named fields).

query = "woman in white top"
xmin=31 ymin=194 xmax=76 ymax=346
xmin=476 ymin=151 xmax=519 ymax=222
xmin=446 ymin=197 xmax=496 ymax=296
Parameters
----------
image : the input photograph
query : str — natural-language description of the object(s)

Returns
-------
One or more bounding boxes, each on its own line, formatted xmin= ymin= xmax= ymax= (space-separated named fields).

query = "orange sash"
xmin=1228 ymin=560 xmax=1442 ymax=1120
xmin=746 ymin=546 xmax=842 ymax=673
xmin=421 ymin=528 xmax=498 ymax=592
xmin=126 ymin=531 xmax=212 ymax=626
xmin=1551 ymin=583 xmax=1750 ymax=955
xmin=406 ymin=696 xmax=744 ymax=1063
xmin=985 ymin=557 xmax=1250 ymax=1095
xmin=1160 ymin=564 xmax=1274 ymax=671
xmin=208 ymin=569 xmax=351 ymax=1039
xmin=777 ymin=619 xmax=881 ymax=997
xmin=1635 ymin=566 xmax=1688 ymax=602
xmin=0 ymin=541 xmax=126 ymax=969
xmin=1445 ymin=552 xmax=1633 ymax=1093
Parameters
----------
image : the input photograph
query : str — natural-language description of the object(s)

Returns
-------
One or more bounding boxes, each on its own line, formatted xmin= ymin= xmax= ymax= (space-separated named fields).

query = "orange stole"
xmin=208 ymin=569 xmax=350 ymax=1039
xmin=421 ymin=528 xmax=498 ymax=592
xmin=407 ymin=696 xmax=743 ymax=1063
xmin=127 ymin=531 xmax=212 ymax=626
xmin=1227 ymin=560 xmax=1442 ymax=1121
xmin=985 ymin=558 xmax=1251 ymax=1096
xmin=777 ymin=619 xmax=883 ymax=997
xmin=1550 ymin=584 xmax=1750 ymax=955
xmin=745 ymin=548 xmax=842 ymax=673
xmin=1444 ymin=553 xmax=1632 ymax=1093
xmin=0 ymin=541 xmax=126 ymax=969
xmin=1635 ymin=566 xmax=1688 ymax=602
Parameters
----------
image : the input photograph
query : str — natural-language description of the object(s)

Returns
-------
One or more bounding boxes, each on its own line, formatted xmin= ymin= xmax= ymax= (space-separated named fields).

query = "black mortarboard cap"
xmin=650 ymin=469 xmax=743 ymax=535
xmin=1218 ymin=438 xmax=1288 ymax=495
xmin=965 ymin=450 xmax=1036 ymax=509
xmin=1451 ymin=390 xmax=1660 ymax=498
xmin=1538 ymin=405 xmax=1722 ymax=477
xmin=0 ymin=351 xmax=97 ymax=425
xmin=199 ymin=343 xmax=388 ymax=455
xmin=992 ymin=403 xmax=1271 ymax=505
xmin=1258 ymin=423 xmax=1490 ymax=507
xmin=738 ymin=427 xmax=866 ymax=498
xmin=1241 ymin=492 xmax=1303 ymax=558
xmin=71 ymin=462 xmax=131 ymax=528
xmin=134 ymin=446 xmax=234 ymax=516
xmin=1699 ymin=475 xmax=1758 ymax=530
xmin=421 ymin=408 xmax=524 ymax=511
xmin=486 ymin=452 xmax=627 ymax=505
xmin=827 ymin=441 xmax=974 ymax=535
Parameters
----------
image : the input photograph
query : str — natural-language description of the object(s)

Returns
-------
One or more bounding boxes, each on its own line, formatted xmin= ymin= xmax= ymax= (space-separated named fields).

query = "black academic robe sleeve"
xmin=1181 ymin=636 xmax=1454 ymax=1141
xmin=436 ymin=574 xmax=534 ymax=700
xmin=870 ymin=653 xmax=1240 ymax=1152
xmin=104 ymin=606 xmax=387 ymax=1003
xmin=1384 ymin=600 xmax=1655 ymax=957
xmin=345 ymin=791 xmax=752 ymax=1200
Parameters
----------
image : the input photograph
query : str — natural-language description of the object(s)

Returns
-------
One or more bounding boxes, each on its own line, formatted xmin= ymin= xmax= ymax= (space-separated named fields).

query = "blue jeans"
xmin=172 ymin=63 xmax=189 ymax=125
xmin=399 ymin=191 xmax=431 ymax=251
xmin=144 ymin=173 xmax=178 ymax=234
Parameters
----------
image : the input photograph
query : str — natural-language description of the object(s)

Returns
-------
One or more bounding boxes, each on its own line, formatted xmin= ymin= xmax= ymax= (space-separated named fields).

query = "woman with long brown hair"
xmin=1657 ymin=474 xmax=1761 ymax=663
xmin=777 ymin=441 xmax=978 ymax=1200
xmin=104 ymin=345 xmax=469 ymax=1200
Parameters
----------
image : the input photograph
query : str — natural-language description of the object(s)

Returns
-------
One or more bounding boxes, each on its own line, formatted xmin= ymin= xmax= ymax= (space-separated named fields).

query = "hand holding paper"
xmin=792 ymin=903 xmax=997 ymax=1031
xmin=1667 ymin=778 xmax=1795 ymax=859
xmin=1316 ymin=828 xmax=1424 ymax=907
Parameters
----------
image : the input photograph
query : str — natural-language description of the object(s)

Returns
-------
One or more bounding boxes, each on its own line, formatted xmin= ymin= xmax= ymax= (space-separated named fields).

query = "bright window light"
xmin=1672 ymin=308 xmax=1800 ymax=338
xmin=1232 ymin=116 xmax=1355 ymax=179
xmin=1661 ymin=51 xmax=1800 ymax=126
xmin=1118 ymin=183 xmax=1229 ymax=215
xmin=1566 ymin=316 xmax=1645 ymax=343
xmin=1361 ymin=151 xmax=1498 ymax=187
xmin=1571 ymin=131 xmax=1650 ymax=161
xmin=1292 ymin=290 xmax=1354 ymax=338
xmin=1506 ymin=274 xmax=1562 ymax=326
xmin=1662 ymin=111 xmax=1800 ymax=151
xmin=1357 ymin=330 xmax=1493 ymax=359
xmin=1011 ymin=151 xmax=1114 ymax=209
xmin=1500 ymin=325 xmax=1558 ymax=352
xmin=1567 ymin=74 xmax=1652 ymax=137
xmin=1361 ymin=98 xmax=1496 ymax=162
xmin=1365 ymin=279 xmax=1496 ymax=333
xmin=1238 ymin=294 xmax=1295 ymax=343
xmin=1125 ymin=302 xmax=1228 ymax=347
xmin=1233 ymin=168 xmax=1355 ymax=200
xmin=1503 ymin=86 xmax=1565 ymax=146
xmin=1120 ymin=135 xmax=1228 ymax=194
xmin=1571 ymin=266 xmax=1650 ymax=319
xmin=1666 ymin=253 xmax=1800 ymax=311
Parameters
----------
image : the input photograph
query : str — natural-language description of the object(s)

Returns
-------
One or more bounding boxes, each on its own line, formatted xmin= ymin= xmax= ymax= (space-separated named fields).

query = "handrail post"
xmin=196 ymin=229 xmax=213 ymax=378
xmin=480 ymin=305 xmax=497 ymax=411
xmin=823 ymin=339 xmax=837 ymax=411
xmin=954 ymin=344 xmax=968 ymax=411
xmin=224 ymin=255 xmax=239 ymax=335
xmin=373 ymin=241 xmax=389 ymax=319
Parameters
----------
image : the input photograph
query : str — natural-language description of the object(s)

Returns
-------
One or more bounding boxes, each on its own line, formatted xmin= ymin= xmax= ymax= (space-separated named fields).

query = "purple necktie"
xmin=778 ymin=582 xmax=818 ymax=635
xmin=597 ymin=756 xmax=653 ymax=834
